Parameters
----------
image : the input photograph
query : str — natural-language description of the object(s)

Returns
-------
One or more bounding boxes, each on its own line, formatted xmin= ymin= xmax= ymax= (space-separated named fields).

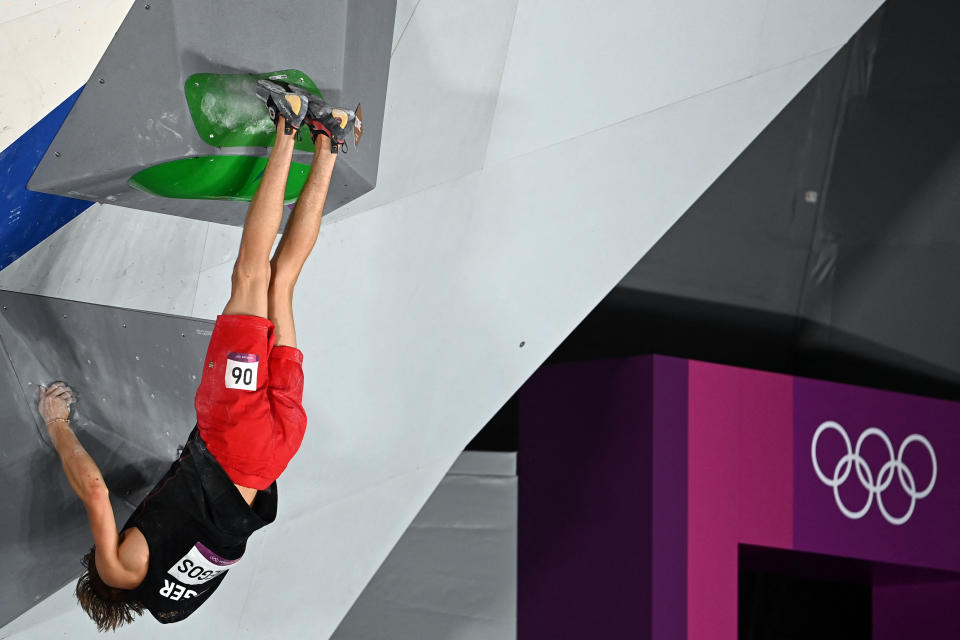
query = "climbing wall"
xmin=0 ymin=0 xmax=887 ymax=637
xmin=26 ymin=0 xmax=394 ymax=226
xmin=0 ymin=291 xmax=211 ymax=625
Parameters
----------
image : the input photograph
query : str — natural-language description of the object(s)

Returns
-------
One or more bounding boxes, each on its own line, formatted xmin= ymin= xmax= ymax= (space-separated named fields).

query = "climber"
xmin=38 ymin=79 xmax=358 ymax=629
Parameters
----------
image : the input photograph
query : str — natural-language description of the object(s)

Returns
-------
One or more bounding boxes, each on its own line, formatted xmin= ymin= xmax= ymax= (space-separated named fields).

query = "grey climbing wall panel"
xmin=331 ymin=453 xmax=518 ymax=640
xmin=0 ymin=290 xmax=213 ymax=626
xmin=27 ymin=0 xmax=396 ymax=227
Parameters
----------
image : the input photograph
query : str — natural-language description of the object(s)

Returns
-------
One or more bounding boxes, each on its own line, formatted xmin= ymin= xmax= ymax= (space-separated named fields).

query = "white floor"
xmin=0 ymin=0 xmax=885 ymax=637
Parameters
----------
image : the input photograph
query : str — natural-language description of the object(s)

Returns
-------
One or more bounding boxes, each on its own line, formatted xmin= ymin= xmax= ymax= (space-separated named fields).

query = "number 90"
xmin=231 ymin=366 xmax=253 ymax=387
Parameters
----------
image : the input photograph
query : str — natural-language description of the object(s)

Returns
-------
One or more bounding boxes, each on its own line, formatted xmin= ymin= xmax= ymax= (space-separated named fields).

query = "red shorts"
xmin=194 ymin=314 xmax=307 ymax=490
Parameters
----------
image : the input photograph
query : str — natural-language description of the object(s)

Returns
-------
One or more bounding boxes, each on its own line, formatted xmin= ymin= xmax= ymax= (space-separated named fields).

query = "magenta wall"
xmin=519 ymin=355 xmax=960 ymax=639
xmin=874 ymin=581 xmax=960 ymax=639
xmin=793 ymin=377 xmax=960 ymax=570
xmin=519 ymin=357 xmax=658 ymax=639
xmin=687 ymin=361 xmax=794 ymax=639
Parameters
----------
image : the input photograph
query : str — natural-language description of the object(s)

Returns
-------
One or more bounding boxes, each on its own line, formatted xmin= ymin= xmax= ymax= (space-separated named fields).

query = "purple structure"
xmin=519 ymin=356 xmax=960 ymax=639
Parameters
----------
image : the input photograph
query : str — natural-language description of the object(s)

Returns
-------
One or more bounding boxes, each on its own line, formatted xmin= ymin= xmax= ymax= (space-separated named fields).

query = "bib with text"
xmin=225 ymin=352 xmax=258 ymax=391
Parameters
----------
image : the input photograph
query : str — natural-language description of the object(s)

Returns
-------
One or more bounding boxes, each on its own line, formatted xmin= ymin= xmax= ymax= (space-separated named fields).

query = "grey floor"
xmin=332 ymin=452 xmax=517 ymax=640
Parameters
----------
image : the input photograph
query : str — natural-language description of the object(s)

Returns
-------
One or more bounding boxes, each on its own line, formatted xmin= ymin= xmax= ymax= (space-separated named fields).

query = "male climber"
xmin=36 ymin=80 xmax=360 ymax=630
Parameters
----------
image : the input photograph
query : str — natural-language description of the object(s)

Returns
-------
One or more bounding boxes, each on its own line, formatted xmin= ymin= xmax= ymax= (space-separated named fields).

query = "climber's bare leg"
xmin=223 ymin=120 xmax=296 ymax=319
xmin=267 ymin=141 xmax=338 ymax=348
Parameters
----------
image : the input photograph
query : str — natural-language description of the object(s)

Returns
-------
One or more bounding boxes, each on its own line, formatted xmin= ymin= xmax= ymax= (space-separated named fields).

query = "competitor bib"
xmin=167 ymin=542 xmax=241 ymax=586
xmin=225 ymin=352 xmax=258 ymax=390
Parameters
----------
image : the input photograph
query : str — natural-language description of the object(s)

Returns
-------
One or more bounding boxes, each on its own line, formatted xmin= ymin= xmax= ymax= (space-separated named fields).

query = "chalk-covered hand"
xmin=39 ymin=381 xmax=77 ymax=424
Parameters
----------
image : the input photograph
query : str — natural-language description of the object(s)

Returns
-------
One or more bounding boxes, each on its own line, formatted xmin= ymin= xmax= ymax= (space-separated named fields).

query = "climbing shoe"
xmin=256 ymin=79 xmax=309 ymax=135
xmin=289 ymin=86 xmax=363 ymax=154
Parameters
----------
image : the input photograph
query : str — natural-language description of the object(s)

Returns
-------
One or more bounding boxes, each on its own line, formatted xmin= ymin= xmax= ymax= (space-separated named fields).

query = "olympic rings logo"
xmin=811 ymin=421 xmax=937 ymax=526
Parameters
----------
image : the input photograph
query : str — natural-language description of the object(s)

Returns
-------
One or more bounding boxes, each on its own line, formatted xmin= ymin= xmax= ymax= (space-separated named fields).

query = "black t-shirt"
xmin=121 ymin=426 xmax=277 ymax=623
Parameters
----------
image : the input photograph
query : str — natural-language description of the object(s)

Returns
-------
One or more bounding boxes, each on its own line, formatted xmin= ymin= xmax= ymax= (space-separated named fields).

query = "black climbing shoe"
xmin=256 ymin=79 xmax=308 ymax=135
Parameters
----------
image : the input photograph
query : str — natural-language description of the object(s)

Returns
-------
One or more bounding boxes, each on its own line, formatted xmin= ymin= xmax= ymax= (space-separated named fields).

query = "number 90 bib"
xmin=225 ymin=352 xmax=259 ymax=391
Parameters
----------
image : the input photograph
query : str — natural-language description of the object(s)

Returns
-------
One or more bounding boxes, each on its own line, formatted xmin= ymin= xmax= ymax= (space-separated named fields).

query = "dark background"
xmin=476 ymin=1 xmax=960 ymax=636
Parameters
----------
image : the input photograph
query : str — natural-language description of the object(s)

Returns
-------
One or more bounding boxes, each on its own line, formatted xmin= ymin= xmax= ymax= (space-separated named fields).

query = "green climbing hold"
xmin=185 ymin=70 xmax=323 ymax=151
xmin=129 ymin=156 xmax=311 ymax=203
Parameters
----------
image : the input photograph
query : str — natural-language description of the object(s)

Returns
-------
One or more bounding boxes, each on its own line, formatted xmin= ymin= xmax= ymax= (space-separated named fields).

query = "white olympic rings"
xmin=811 ymin=421 xmax=937 ymax=526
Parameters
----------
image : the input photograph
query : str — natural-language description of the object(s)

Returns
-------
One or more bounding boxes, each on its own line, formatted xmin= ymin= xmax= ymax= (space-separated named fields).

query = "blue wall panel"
xmin=0 ymin=88 xmax=93 ymax=272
